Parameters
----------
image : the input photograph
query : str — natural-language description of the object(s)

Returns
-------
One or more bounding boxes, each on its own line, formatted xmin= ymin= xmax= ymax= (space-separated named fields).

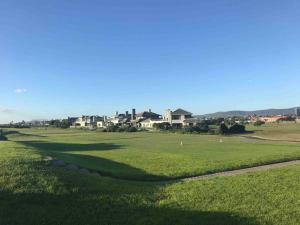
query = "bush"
xmin=0 ymin=135 xmax=7 ymax=141
xmin=218 ymin=123 xmax=229 ymax=135
xmin=0 ymin=129 xmax=7 ymax=141
xmin=182 ymin=124 xmax=209 ymax=134
xmin=253 ymin=120 xmax=265 ymax=126
xmin=197 ymin=124 xmax=209 ymax=133
xmin=117 ymin=127 xmax=125 ymax=132
xmin=102 ymin=125 xmax=137 ymax=132
xmin=106 ymin=125 xmax=119 ymax=132
xmin=126 ymin=127 xmax=137 ymax=132
xmin=228 ymin=124 xmax=246 ymax=134
xmin=153 ymin=122 xmax=171 ymax=130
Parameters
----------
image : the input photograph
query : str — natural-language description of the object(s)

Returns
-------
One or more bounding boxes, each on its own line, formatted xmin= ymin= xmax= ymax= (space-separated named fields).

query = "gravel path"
xmin=182 ymin=160 xmax=300 ymax=181
xmin=242 ymin=135 xmax=300 ymax=143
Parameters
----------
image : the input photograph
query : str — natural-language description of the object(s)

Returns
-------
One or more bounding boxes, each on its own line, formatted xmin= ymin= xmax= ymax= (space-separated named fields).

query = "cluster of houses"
xmin=250 ymin=115 xmax=289 ymax=123
xmin=250 ymin=108 xmax=300 ymax=124
xmin=70 ymin=108 xmax=202 ymax=129
xmin=69 ymin=107 xmax=300 ymax=129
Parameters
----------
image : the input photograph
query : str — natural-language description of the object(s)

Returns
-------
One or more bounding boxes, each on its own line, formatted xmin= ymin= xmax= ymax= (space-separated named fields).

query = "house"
xmin=107 ymin=110 xmax=133 ymax=126
xmin=164 ymin=108 xmax=193 ymax=127
xmin=140 ymin=118 xmax=166 ymax=128
xmin=72 ymin=115 xmax=103 ymax=128
xmin=295 ymin=107 xmax=300 ymax=117
xmin=67 ymin=117 xmax=78 ymax=124
xmin=251 ymin=115 xmax=288 ymax=123
xmin=135 ymin=109 xmax=161 ymax=121
xmin=97 ymin=121 xmax=106 ymax=128
xmin=182 ymin=117 xmax=203 ymax=126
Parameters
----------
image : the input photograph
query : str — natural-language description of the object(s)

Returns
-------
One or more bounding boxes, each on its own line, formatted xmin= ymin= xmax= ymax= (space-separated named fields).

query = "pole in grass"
xmin=180 ymin=141 xmax=183 ymax=146
xmin=219 ymin=138 xmax=223 ymax=143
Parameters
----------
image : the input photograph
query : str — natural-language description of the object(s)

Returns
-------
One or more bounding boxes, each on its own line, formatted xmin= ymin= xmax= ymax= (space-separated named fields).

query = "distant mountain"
xmin=198 ymin=107 xmax=298 ymax=118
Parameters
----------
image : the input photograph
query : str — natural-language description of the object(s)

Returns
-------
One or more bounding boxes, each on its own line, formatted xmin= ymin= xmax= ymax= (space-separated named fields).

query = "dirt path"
xmin=242 ymin=135 xmax=300 ymax=143
xmin=182 ymin=160 xmax=300 ymax=181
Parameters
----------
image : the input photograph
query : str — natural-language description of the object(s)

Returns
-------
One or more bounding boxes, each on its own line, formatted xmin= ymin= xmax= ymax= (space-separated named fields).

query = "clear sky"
xmin=1 ymin=0 xmax=300 ymax=123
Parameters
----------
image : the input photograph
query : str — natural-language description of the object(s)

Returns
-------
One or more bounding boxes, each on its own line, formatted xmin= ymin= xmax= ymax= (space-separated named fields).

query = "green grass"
xmin=4 ymin=127 xmax=300 ymax=180
xmin=0 ymin=139 xmax=299 ymax=225
xmin=246 ymin=123 xmax=300 ymax=141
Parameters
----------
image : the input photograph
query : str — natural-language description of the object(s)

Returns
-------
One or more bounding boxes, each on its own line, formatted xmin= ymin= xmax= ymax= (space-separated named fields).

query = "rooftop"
xmin=172 ymin=108 xmax=192 ymax=115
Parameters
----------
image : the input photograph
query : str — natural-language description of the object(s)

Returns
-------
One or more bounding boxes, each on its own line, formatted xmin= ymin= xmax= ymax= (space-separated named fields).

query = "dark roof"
xmin=172 ymin=108 xmax=192 ymax=115
xmin=136 ymin=111 xmax=161 ymax=118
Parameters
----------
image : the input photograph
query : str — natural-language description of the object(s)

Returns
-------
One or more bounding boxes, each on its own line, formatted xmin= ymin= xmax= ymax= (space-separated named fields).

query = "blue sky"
xmin=1 ymin=0 xmax=300 ymax=123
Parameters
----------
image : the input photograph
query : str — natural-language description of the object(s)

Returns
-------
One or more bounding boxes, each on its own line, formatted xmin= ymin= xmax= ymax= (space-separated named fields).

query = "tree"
xmin=228 ymin=124 xmax=246 ymax=134
xmin=218 ymin=123 xmax=229 ymax=135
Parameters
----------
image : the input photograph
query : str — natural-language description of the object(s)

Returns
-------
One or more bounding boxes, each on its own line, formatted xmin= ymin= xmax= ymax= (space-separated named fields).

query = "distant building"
xmin=97 ymin=121 xmax=106 ymax=128
xmin=67 ymin=117 xmax=78 ymax=124
xmin=106 ymin=109 xmax=133 ymax=126
xmin=135 ymin=109 xmax=161 ymax=121
xmin=295 ymin=107 xmax=300 ymax=117
xmin=253 ymin=115 xmax=288 ymax=123
xmin=182 ymin=117 xmax=203 ymax=126
xmin=164 ymin=108 xmax=192 ymax=127
xmin=140 ymin=118 xmax=166 ymax=128
xmin=72 ymin=116 xmax=103 ymax=128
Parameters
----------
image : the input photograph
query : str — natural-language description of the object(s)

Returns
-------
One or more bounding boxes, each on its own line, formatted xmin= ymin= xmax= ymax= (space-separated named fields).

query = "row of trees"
xmin=153 ymin=122 xmax=246 ymax=135
xmin=102 ymin=125 xmax=138 ymax=132
xmin=218 ymin=123 xmax=246 ymax=134
xmin=48 ymin=119 xmax=72 ymax=129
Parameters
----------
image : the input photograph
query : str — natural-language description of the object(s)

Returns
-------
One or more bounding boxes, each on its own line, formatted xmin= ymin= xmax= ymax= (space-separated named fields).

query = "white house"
xmin=140 ymin=118 xmax=166 ymax=128
xmin=72 ymin=116 xmax=103 ymax=128
xmin=164 ymin=108 xmax=193 ymax=127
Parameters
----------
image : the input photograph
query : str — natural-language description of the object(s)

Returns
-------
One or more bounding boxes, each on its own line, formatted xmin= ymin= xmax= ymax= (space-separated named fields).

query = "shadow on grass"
xmin=18 ymin=141 xmax=123 ymax=152
xmin=0 ymin=143 xmax=259 ymax=225
xmin=4 ymin=130 xmax=47 ymax=138
xmin=18 ymin=141 xmax=167 ymax=181
xmin=0 ymin=191 xmax=258 ymax=225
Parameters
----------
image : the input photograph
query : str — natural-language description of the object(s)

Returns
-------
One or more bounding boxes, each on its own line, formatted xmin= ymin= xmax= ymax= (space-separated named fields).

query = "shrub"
xmin=106 ymin=125 xmax=119 ymax=132
xmin=117 ymin=127 xmax=125 ymax=132
xmin=0 ymin=129 xmax=7 ymax=141
xmin=197 ymin=124 xmax=209 ymax=133
xmin=253 ymin=120 xmax=265 ymax=126
xmin=218 ymin=123 xmax=229 ymax=135
xmin=153 ymin=122 xmax=171 ymax=130
xmin=126 ymin=127 xmax=137 ymax=132
xmin=228 ymin=124 xmax=246 ymax=134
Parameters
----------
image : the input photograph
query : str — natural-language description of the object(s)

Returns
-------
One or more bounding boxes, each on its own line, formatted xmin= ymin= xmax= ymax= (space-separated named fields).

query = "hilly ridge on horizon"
xmin=199 ymin=107 xmax=299 ymax=118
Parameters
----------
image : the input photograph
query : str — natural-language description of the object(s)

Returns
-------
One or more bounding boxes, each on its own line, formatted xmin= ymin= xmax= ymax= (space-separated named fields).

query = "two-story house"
xmin=164 ymin=108 xmax=192 ymax=127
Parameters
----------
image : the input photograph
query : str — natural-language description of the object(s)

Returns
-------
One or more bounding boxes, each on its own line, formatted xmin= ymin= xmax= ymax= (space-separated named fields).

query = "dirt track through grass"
xmin=182 ymin=159 xmax=300 ymax=181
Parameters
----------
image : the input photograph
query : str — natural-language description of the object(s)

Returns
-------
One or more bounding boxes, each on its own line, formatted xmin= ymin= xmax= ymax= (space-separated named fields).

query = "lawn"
xmin=0 ymin=139 xmax=299 ymax=225
xmin=4 ymin=127 xmax=300 ymax=180
xmin=246 ymin=123 xmax=300 ymax=141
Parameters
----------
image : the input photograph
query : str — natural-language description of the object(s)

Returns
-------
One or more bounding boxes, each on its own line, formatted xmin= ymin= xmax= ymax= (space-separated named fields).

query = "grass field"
xmin=4 ymin=127 xmax=300 ymax=180
xmin=247 ymin=123 xmax=300 ymax=141
xmin=1 ymin=124 xmax=300 ymax=225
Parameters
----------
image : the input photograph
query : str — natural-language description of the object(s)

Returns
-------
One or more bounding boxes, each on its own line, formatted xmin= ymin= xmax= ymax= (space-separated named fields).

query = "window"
xmin=172 ymin=115 xmax=180 ymax=120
